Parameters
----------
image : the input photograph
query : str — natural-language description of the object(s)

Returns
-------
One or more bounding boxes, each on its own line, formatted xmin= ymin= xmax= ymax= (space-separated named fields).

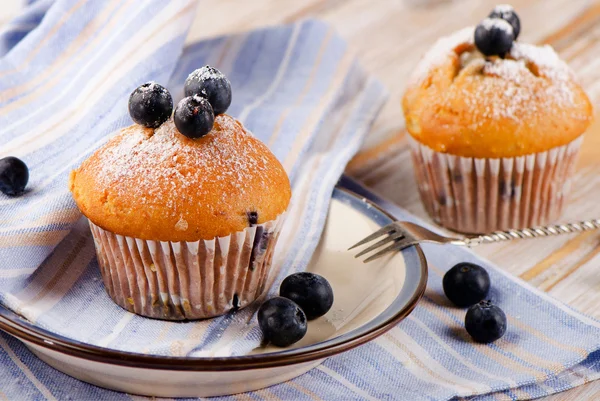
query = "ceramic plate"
xmin=0 ymin=180 xmax=427 ymax=398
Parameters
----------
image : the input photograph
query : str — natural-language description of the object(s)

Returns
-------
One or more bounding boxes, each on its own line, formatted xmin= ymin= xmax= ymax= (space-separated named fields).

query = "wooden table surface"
xmin=186 ymin=1 xmax=600 ymax=399
xmin=3 ymin=1 xmax=600 ymax=399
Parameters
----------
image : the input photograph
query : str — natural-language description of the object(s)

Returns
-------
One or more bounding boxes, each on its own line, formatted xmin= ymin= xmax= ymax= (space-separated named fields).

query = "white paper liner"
xmin=409 ymin=136 xmax=583 ymax=233
xmin=89 ymin=214 xmax=285 ymax=320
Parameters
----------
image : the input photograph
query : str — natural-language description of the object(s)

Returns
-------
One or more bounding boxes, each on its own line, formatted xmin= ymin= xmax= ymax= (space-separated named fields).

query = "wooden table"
xmin=185 ymin=1 xmax=600 ymax=399
xmin=3 ymin=0 xmax=599 ymax=399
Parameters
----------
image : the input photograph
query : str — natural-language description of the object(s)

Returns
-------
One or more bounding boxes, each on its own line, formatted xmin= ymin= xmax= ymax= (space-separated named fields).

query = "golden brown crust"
xmin=402 ymin=28 xmax=593 ymax=158
xmin=70 ymin=115 xmax=291 ymax=241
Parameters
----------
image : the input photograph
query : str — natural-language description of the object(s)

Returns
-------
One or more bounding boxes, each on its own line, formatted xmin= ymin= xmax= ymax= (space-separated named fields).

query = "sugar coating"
xmin=480 ymin=17 xmax=513 ymax=34
xmin=410 ymin=26 xmax=474 ymax=86
xmin=185 ymin=66 xmax=228 ymax=97
xmin=493 ymin=4 xmax=515 ymax=13
xmin=129 ymin=82 xmax=173 ymax=128
xmin=409 ymin=26 xmax=579 ymax=123
xmin=510 ymin=42 xmax=572 ymax=81
xmin=187 ymin=66 xmax=227 ymax=83
xmin=94 ymin=115 xmax=270 ymax=217
xmin=471 ymin=42 xmax=575 ymax=121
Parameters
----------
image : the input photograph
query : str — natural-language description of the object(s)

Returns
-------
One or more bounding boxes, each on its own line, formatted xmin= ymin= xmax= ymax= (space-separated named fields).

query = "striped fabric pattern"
xmin=0 ymin=1 xmax=599 ymax=400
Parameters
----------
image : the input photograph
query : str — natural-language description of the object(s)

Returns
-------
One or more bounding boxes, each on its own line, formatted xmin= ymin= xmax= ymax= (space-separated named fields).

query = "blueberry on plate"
xmin=0 ymin=156 xmax=29 ymax=196
xmin=128 ymin=82 xmax=173 ymax=128
xmin=280 ymin=272 xmax=334 ymax=320
xmin=174 ymin=95 xmax=215 ymax=139
xmin=184 ymin=65 xmax=232 ymax=115
xmin=443 ymin=263 xmax=490 ymax=307
xmin=474 ymin=17 xmax=514 ymax=57
xmin=465 ymin=300 xmax=507 ymax=343
xmin=258 ymin=297 xmax=307 ymax=347
xmin=489 ymin=4 xmax=521 ymax=40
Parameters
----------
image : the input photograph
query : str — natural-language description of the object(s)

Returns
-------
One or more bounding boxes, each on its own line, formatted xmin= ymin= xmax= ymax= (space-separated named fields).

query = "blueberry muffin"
xmin=70 ymin=67 xmax=291 ymax=320
xmin=402 ymin=6 xmax=592 ymax=233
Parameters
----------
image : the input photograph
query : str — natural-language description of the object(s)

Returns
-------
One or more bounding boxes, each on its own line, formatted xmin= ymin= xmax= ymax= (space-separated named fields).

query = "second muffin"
xmin=403 ymin=7 xmax=593 ymax=233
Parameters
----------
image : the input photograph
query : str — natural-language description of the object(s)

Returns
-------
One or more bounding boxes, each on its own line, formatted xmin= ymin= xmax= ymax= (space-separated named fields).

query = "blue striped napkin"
xmin=0 ymin=1 xmax=599 ymax=400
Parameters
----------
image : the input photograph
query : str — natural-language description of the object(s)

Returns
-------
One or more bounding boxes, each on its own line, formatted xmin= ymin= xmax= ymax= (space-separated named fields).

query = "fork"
xmin=350 ymin=219 xmax=600 ymax=263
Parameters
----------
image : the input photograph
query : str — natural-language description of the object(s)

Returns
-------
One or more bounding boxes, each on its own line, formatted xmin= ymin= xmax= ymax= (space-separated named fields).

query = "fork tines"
xmin=349 ymin=223 xmax=409 ymax=263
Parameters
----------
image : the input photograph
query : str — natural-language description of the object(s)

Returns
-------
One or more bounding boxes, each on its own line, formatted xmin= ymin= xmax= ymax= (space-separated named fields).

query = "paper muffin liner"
xmin=88 ymin=215 xmax=285 ymax=320
xmin=409 ymin=136 xmax=583 ymax=233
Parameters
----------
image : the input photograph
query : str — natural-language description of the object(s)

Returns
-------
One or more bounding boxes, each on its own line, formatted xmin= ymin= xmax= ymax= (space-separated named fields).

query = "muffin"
xmin=70 ymin=67 xmax=291 ymax=320
xmin=402 ymin=7 xmax=593 ymax=233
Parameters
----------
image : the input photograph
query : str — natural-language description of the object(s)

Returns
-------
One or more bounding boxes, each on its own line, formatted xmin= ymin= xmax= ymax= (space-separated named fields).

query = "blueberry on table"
xmin=474 ymin=18 xmax=514 ymax=57
xmin=128 ymin=82 xmax=173 ymax=128
xmin=174 ymin=95 xmax=215 ymax=139
xmin=443 ymin=263 xmax=490 ymax=307
xmin=258 ymin=297 xmax=307 ymax=347
xmin=280 ymin=272 xmax=334 ymax=320
xmin=0 ymin=157 xmax=29 ymax=196
xmin=465 ymin=301 xmax=507 ymax=343
xmin=489 ymin=4 xmax=521 ymax=40
xmin=184 ymin=65 xmax=232 ymax=115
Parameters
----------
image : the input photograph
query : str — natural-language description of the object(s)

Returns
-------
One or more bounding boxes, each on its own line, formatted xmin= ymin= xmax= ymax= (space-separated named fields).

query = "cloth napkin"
xmin=0 ymin=1 xmax=599 ymax=400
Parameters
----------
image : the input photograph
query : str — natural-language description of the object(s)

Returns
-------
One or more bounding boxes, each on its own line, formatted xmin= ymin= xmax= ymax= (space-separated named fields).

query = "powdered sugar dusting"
xmin=480 ymin=17 xmax=513 ymax=34
xmin=410 ymin=26 xmax=574 ymax=88
xmin=469 ymin=59 xmax=534 ymax=120
xmin=187 ymin=66 xmax=226 ymax=83
xmin=457 ymin=55 xmax=578 ymax=121
xmin=410 ymin=27 xmax=582 ymax=122
xmin=510 ymin=42 xmax=573 ymax=81
xmin=482 ymin=58 xmax=528 ymax=82
xmin=185 ymin=66 xmax=228 ymax=98
xmin=92 ymin=115 xmax=271 ymax=217
xmin=493 ymin=4 xmax=515 ymax=13
xmin=409 ymin=26 xmax=474 ymax=86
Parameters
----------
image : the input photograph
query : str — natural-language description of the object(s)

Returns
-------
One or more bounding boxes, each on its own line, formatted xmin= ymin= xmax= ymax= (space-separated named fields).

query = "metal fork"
xmin=350 ymin=219 xmax=600 ymax=263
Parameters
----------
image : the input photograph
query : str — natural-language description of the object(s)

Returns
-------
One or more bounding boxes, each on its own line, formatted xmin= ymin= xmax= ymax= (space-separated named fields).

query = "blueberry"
xmin=247 ymin=211 xmax=258 ymax=226
xmin=465 ymin=300 xmax=507 ymax=343
xmin=184 ymin=66 xmax=232 ymax=115
xmin=258 ymin=297 xmax=307 ymax=347
xmin=128 ymin=82 xmax=173 ymax=128
xmin=489 ymin=4 xmax=521 ymax=40
xmin=0 ymin=157 xmax=29 ymax=196
xmin=443 ymin=263 xmax=490 ymax=307
xmin=474 ymin=18 xmax=514 ymax=57
xmin=280 ymin=272 xmax=334 ymax=320
xmin=174 ymin=95 xmax=215 ymax=139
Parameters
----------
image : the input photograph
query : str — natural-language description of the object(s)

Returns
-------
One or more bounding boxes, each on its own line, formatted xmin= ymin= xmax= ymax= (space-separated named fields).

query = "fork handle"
xmin=454 ymin=219 xmax=600 ymax=247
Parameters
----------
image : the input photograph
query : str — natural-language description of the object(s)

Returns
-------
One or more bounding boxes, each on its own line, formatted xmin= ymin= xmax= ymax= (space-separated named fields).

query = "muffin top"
xmin=70 ymin=114 xmax=291 ymax=242
xmin=402 ymin=27 xmax=593 ymax=158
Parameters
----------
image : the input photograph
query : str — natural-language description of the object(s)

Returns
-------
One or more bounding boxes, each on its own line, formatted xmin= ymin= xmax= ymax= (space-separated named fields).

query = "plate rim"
xmin=0 ymin=185 xmax=428 ymax=372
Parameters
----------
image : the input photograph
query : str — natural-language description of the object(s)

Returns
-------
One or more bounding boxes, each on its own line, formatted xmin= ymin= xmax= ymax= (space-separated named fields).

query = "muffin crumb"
xmin=175 ymin=217 xmax=188 ymax=231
